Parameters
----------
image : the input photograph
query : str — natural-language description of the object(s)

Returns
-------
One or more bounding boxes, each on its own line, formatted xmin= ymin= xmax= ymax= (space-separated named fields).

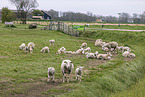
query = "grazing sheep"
xmin=86 ymin=53 xmax=96 ymax=59
xmin=83 ymin=47 xmax=91 ymax=54
xmin=47 ymin=67 xmax=55 ymax=82
xmin=59 ymin=47 xmax=66 ymax=53
xmin=75 ymin=66 xmax=84 ymax=82
xmin=97 ymin=52 xmax=112 ymax=60
xmin=19 ymin=43 xmax=26 ymax=50
xmin=76 ymin=48 xmax=84 ymax=54
xmin=28 ymin=42 xmax=35 ymax=51
xmin=95 ymin=42 xmax=106 ymax=47
xmin=49 ymin=39 xmax=55 ymax=46
xmin=61 ymin=60 xmax=74 ymax=83
xmin=41 ymin=46 xmax=49 ymax=53
xmin=80 ymin=43 xmax=87 ymax=49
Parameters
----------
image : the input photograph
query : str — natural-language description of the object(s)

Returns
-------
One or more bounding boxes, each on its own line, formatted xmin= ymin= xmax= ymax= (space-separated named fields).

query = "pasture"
xmin=0 ymin=23 xmax=145 ymax=97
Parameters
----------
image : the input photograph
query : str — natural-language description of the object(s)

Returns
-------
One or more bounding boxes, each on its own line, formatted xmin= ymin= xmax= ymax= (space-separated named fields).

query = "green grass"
xmin=0 ymin=23 xmax=145 ymax=97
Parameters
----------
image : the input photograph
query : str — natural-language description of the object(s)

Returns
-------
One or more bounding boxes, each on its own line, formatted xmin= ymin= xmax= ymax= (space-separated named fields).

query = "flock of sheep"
xmin=19 ymin=39 xmax=135 ymax=83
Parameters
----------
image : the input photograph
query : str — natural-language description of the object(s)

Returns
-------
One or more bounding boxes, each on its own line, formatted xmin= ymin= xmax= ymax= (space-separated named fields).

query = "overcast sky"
xmin=0 ymin=0 xmax=145 ymax=17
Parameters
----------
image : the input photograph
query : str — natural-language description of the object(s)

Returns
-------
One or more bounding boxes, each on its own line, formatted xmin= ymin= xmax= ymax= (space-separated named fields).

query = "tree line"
xmin=1 ymin=0 xmax=145 ymax=24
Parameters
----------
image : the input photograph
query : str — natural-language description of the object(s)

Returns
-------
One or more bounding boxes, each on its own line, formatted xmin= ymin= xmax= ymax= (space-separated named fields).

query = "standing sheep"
xmin=47 ymin=67 xmax=55 ymax=82
xmin=61 ymin=60 xmax=74 ymax=83
xmin=49 ymin=39 xmax=55 ymax=46
xmin=80 ymin=43 xmax=87 ymax=49
xmin=28 ymin=42 xmax=35 ymax=52
xmin=19 ymin=43 xmax=26 ymax=50
xmin=75 ymin=66 xmax=84 ymax=82
xmin=103 ymin=42 xmax=118 ymax=53
xmin=76 ymin=48 xmax=84 ymax=54
xmin=41 ymin=46 xmax=50 ymax=53
xmin=97 ymin=52 xmax=112 ymax=60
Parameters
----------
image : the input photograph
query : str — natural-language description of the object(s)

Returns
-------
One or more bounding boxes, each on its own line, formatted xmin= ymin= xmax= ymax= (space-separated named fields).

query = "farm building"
xmin=41 ymin=10 xmax=51 ymax=20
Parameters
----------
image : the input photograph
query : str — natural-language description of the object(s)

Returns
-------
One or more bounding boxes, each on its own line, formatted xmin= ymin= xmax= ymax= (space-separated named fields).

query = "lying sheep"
xmin=61 ymin=60 xmax=74 ymax=83
xmin=97 ymin=52 xmax=112 ymax=60
xmin=49 ymin=39 xmax=55 ymax=46
xmin=95 ymin=42 xmax=106 ymax=47
xmin=116 ymin=46 xmax=124 ymax=53
xmin=41 ymin=46 xmax=49 ymax=53
xmin=80 ymin=43 xmax=87 ymax=49
xmin=129 ymin=53 xmax=136 ymax=58
xmin=122 ymin=51 xmax=135 ymax=58
xmin=64 ymin=51 xmax=72 ymax=54
xmin=102 ymin=46 xmax=109 ymax=52
xmin=86 ymin=53 xmax=96 ymax=59
xmin=75 ymin=66 xmax=84 ymax=82
xmin=19 ymin=43 xmax=26 ymax=50
xmin=47 ymin=67 xmax=55 ymax=82
xmin=71 ymin=51 xmax=76 ymax=54
xmin=56 ymin=47 xmax=66 ymax=54
xmin=123 ymin=47 xmax=131 ymax=52
xmin=76 ymin=48 xmax=84 ymax=54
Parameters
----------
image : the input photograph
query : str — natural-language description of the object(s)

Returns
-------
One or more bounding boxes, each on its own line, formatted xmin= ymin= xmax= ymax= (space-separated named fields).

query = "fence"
xmin=48 ymin=21 xmax=80 ymax=37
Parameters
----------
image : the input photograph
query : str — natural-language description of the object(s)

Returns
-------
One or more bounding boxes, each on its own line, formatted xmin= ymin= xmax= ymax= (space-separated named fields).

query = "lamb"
xmin=61 ymin=60 xmax=74 ymax=83
xmin=82 ymin=47 xmax=91 ymax=54
xmin=49 ymin=39 xmax=55 ymax=46
xmin=41 ymin=46 xmax=50 ymax=53
xmin=97 ymin=52 xmax=112 ymax=60
xmin=59 ymin=47 xmax=66 ymax=53
xmin=28 ymin=42 xmax=35 ymax=52
xmin=86 ymin=53 xmax=96 ymax=59
xmin=75 ymin=66 xmax=84 ymax=82
xmin=75 ymin=48 xmax=84 ymax=54
xmin=95 ymin=41 xmax=106 ymax=47
xmin=129 ymin=53 xmax=136 ymax=58
xmin=19 ymin=43 xmax=26 ymax=50
xmin=80 ymin=43 xmax=87 ymax=49
xmin=47 ymin=67 xmax=55 ymax=82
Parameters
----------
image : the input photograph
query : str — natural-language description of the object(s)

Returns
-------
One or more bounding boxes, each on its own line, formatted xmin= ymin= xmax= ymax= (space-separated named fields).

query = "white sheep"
xmin=41 ymin=46 xmax=49 ymax=53
xmin=123 ymin=47 xmax=131 ymax=52
xmin=59 ymin=47 xmax=66 ymax=53
xmin=97 ymin=52 xmax=112 ymax=60
xmin=75 ymin=66 xmax=84 ymax=82
xmin=71 ymin=51 xmax=76 ymax=54
xmin=47 ymin=67 xmax=55 ymax=82
xmin=83 ymin=47 xmax=91 ymax=54
xmin=80 ymin=43 xmax=87 ymax=49
xmin=122 ymin=51 xmax=130 ymax=57
xmin=61 ymin=60 xmax=74 ymax=83
xmin=102 ymin=46 xmax=109 ymax=52
xmin=64 ymin=51 xmax=72 ymax=54
xmin=103 ymin=42 xmax=118 ymax=53
xmin=49 ymin=39 xmax=55 ymax=46
xmin=86 ymin=53 xmax=96 ymax=59
xmin=95 ymin=42 xmax=106 ymax=47
xmin=56 ymin=49 xmax=61 ymax=54
xmin=129 ymin=53 xmax=136 ymax=58
xmin=116 ymin=46 xmax=124 ymax=53
xmin=19 ymin=43 xmax=26 ymax=50
xmin=28 ymin=42 xmax=35 ymax=52
xmin=76 ymin=48 xmax=84 ymax=54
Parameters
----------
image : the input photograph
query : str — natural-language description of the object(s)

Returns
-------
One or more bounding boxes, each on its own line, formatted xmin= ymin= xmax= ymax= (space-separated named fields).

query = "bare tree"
xmin=9 ymin=0 xmax=38 ymax=24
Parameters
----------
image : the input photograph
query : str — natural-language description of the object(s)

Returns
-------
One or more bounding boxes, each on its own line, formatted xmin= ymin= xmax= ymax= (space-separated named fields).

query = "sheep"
xmin=123 ymin=47 xmax=131 ymax=52
xmin=122 ymin=51 xmax=135 ymax=58
xmin=75 ymin=66 xmax=84 ymax=82
xmin=28 ymin=42 xmax=35 ymax=51
xmin=97 ymin=52 xmax=112 ymax=60
xmin=61 ymin=60 xmax=74 ymax=83
xmin=47 ymin=67 xmax=55 ymax=82
xmin=41 ymin=46 xmax=49 ymax=53
xmin=103 ymin=42 xmax=118 ymax=53
xmin=59 ymin=47 xmax=66 ymax=53
xmin=129 ymin=53 xmax=136 ymax=58
xmin=56 ymin=49 xmax=61 ymax=54
xmin=102 ymin=46 xmax=109 ymax=52
xmin=19 ymin=43 xmax=26 ymax=50
xmin=122 ymin=51 xmax=130 ymax=58
xmin=80 ymin=43 xmax=87 ymax=49
xmin=71 ymin=51 xmax=76 ymax=54
xmin=25 ymin=46 xmax=29 ymax=54
xmin=64 ymin=51 xmax=72 ymax=54
xmin=29 ymin=46 xmax=33 ymax=53
xmin=95 ymin=42 xmax=106 ymax=47
xmin=86 ymin=53 xmax=96 ymax=59
xmin=75 ymin=48 xmax=84 ymax=54
xmin=49 ymin=39 xmax=55 ymax=46
xmin=116 ymin=46 xmax=124 ymax=53
xmin=82 ymin=47 xmax=91 ymax=54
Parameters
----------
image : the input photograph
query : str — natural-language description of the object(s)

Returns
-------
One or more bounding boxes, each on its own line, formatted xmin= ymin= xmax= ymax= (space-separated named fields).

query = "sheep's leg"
xmin=79 ymin=76 xmax=81 ymax=82
xmin=76 ymin=75 xmax=78 ymax=80
xmin=67 ymin=75 xmax=70 ymax=83
xmin=63 ymin=73 xmax=66 ymax=82
xmin=53 ymin=75 xmax=55 ymax=81
xmin=48 ymin=75 xmax=50 ymax=82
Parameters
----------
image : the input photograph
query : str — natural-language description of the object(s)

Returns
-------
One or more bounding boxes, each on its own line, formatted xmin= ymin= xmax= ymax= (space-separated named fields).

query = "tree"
xmin=119 ymin=13 xmax=130 ymax=23
xmin=32 ymin=9 xmax=44 ymax=16
xmin=1 ymin=7 xmax=16 ymax=23
xmin=9 ymin=0 xmax=38 ymax=24
xmin=133 ymin=13 xmax=140 ymax=23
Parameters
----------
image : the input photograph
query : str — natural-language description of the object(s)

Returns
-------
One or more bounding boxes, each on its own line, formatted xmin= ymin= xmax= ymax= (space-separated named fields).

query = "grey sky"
xmin=0 ymin=0 xmax=145 ymax=17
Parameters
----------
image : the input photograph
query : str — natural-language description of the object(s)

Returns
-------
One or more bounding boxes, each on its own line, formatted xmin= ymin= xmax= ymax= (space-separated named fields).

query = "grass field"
xmin=0 ymin=23 xmax=145 ymax=97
